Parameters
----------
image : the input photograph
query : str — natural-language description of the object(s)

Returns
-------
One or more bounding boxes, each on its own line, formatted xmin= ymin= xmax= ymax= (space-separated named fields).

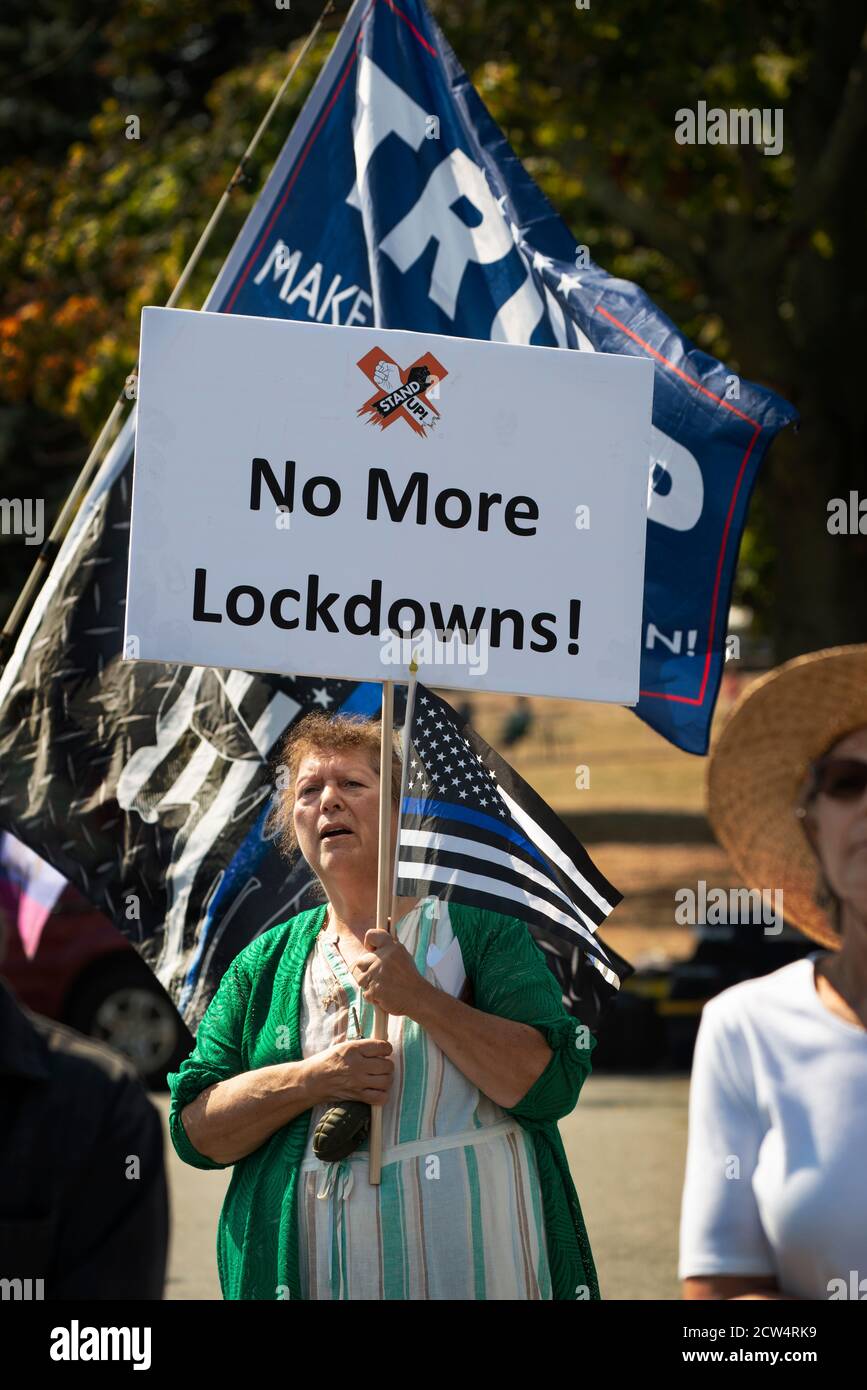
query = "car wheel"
xmin=65 ymin=957 xmax=190 ymax=1090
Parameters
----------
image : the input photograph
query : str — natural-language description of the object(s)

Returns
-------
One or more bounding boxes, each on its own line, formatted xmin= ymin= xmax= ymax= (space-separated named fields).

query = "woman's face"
xmin=808 ymin=725 xmax=867 ymax=924
xmin=292 ymin=748 xmax=397 ymax=887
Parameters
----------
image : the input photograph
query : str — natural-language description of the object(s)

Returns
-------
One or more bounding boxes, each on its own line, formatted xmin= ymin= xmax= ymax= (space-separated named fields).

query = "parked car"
xmin=0 ymin=883 xmax=192 ymax=1090
xmin=592 ymin=921 xmax=815 ymax=1071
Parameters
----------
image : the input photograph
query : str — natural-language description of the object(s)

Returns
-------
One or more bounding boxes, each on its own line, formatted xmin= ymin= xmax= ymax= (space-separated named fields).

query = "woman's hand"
xmin=313 ymin=1038 xmax=395 ymax=1106
xmin=352 ymin=931 xmax=554 ymax=1110
xmin=683 ymin=1276 xmax=789 ymax=1300
xmin=351 ymin=928 xmax=432 ymax=1017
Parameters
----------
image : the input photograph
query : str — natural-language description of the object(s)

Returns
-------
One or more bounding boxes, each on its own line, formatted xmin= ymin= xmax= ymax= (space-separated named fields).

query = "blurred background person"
xmin=500 ymin=695 xmax=534 ymax=751
xmin=679 ymin=645 xmax=867 ymax=1300
xmin=0 ymin=906 xmax=169 ymax=1298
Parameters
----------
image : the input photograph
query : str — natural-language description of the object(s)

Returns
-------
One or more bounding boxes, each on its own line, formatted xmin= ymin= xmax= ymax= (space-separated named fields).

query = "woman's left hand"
xmin=352 ymin=929 xmax=431 ymax=1017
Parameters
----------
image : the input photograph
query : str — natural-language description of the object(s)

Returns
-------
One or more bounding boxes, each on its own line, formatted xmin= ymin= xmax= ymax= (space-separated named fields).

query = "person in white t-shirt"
xmin=679 ymin=644 xmax=867 ymax=1301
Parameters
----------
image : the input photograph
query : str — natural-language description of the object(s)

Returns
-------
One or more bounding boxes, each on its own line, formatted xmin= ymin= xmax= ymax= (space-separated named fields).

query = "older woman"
xmin=167 ymin=711 xmax=598 ymax=1300
xmin=679 ymin=645 xmax=867 ymax=1300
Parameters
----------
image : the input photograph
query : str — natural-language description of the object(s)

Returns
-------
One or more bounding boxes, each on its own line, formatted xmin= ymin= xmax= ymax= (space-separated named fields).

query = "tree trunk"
xmin=760 ymin=393 xmax=867 ymax=658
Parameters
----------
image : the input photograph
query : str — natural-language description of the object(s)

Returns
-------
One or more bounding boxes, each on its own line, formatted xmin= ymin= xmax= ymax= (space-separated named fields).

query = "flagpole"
xmin=390 ymin=657 xmax=419 ymax=915
xmin=0 ymin=0 xmax=337 ymax=668
xmin=369 ymin=677 xmax=394 ymax=1185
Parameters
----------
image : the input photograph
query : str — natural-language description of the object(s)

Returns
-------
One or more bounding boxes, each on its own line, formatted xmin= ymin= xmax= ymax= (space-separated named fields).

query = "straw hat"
xmin=708 ymin=645 xmax=867 ymax=950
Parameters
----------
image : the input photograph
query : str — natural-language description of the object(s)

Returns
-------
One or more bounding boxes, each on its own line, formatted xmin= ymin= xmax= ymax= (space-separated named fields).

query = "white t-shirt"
xmin=678 ymin=953 xmax=867 ymax=1299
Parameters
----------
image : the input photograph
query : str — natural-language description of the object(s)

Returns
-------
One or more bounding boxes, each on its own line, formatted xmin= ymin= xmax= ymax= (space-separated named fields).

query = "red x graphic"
xmin=356 ymin=346 xmax=448 ymax=437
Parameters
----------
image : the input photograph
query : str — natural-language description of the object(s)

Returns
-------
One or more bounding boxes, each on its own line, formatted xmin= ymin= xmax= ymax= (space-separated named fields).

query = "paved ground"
xmin=155 ymin=1072 xmax=689 ymax=1301
xmin=564 ymin=1074 xmax=689 ymax=1301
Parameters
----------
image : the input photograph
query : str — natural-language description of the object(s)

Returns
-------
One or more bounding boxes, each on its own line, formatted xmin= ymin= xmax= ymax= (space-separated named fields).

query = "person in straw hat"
xmin=680 ymin=644 xmax=867 ymax=1300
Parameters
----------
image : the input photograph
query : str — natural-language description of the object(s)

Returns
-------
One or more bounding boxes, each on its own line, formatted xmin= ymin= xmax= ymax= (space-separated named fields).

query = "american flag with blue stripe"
xmin=395 ymin=684 xmax=632 ymax=1028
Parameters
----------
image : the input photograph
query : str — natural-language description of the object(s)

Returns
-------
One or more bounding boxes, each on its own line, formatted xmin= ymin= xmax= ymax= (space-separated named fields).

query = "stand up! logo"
xmin=356 ymin=348 xmax=448 ymax=437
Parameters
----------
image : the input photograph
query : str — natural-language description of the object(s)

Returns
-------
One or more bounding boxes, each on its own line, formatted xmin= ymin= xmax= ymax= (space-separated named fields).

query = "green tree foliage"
xmin=1 ymin=0 xmax=865 ymax=653
xmin=441 ymin=0 xmax=867 ymax=653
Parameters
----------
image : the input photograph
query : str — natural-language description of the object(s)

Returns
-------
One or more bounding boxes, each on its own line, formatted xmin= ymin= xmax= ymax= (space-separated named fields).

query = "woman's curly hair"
xmin=266 ymin=711 xmax=402 ymax=863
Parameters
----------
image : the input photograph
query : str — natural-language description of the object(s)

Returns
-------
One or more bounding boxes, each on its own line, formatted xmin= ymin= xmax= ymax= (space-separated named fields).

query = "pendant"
xmin=321 ymin=983 xmax=343 ymax=1011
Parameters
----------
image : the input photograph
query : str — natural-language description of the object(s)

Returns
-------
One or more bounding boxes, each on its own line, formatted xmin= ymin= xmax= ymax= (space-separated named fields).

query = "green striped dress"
xmin=166 ymin=899 xmax=601 ymax=1300
xmin=297 ymin=896 xmax=551 ymax=1299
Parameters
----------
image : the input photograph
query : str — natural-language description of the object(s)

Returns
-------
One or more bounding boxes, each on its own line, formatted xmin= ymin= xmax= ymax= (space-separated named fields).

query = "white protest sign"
xmin=125 ymin=307 xmax=653 ymax=702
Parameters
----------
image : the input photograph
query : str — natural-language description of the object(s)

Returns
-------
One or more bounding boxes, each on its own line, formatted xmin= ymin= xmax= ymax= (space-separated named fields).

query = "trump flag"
xmin=205 ymin=0 xmax=797 ymax=753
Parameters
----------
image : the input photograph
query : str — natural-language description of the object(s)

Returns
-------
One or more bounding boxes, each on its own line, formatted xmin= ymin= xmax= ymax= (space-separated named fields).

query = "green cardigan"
xmin=167 ymin=901 xmax=600 ymax=1300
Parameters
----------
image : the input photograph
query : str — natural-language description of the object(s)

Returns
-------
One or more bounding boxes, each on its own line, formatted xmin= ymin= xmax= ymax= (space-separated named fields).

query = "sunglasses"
xmin=806 ymin=756 xmax=867 ymax=803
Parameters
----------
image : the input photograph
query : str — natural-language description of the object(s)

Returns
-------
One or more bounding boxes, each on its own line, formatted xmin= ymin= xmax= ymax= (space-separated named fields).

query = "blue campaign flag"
xmin=205 ymin=0 xmax=797 ymax=753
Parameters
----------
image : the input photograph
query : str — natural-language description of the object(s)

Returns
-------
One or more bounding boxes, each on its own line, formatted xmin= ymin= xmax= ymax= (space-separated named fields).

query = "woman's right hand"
xmin=311 ymin=1038 xmax=394 ymax=1106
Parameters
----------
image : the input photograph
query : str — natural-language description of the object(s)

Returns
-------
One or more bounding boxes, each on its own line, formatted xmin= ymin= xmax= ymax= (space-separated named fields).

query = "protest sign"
xmin=203 ymin=0 xmax=799 ymax=752
xmin=125 ymin=306 xmax=653 ymax=703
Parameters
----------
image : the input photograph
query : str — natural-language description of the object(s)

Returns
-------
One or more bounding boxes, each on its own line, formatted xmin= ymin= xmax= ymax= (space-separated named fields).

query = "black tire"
xmin=64 ymin=954 xmax=192 ymax=1090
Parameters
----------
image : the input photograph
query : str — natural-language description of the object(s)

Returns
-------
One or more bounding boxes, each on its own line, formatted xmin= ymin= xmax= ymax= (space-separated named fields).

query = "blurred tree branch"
xmin=789 ymin=22 xmax=867 ymax=239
